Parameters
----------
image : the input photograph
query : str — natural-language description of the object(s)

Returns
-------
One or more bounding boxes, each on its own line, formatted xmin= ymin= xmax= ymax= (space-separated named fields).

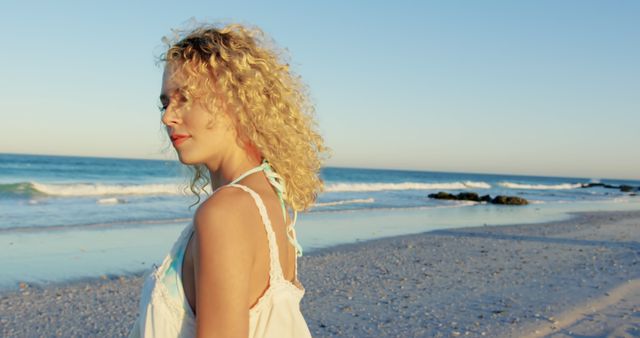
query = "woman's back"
xmin=181 ymin=173 xmax=304 ymax=314
xmin=128 ymin=162 xmax=313 ymax=337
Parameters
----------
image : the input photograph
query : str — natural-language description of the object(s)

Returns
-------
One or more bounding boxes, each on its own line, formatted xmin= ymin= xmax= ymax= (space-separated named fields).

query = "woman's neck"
xmin=208 ymin=155 xmax=262 ymax=191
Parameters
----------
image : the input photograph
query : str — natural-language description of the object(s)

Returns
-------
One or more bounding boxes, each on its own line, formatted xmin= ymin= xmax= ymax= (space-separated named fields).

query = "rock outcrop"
xmin=428 ymin=191 xmax=529 ymax=205
xmin=581 ymin=183 xmax=639 ymax=193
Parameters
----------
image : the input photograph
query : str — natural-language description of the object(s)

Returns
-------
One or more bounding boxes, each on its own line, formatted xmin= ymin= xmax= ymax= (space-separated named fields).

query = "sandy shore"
xmin=1 ymin=209 xmax=638 ymax=337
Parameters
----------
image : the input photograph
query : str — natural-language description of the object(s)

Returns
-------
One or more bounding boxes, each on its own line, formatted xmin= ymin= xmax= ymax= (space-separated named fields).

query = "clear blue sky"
xmin=1 ymin=1 xmax=638 ymax=180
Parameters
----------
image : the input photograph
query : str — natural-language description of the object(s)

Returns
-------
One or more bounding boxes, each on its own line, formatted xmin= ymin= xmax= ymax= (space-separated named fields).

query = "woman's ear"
xmin=205 ymin=114 xmax=216 ymax=129
xmin=203 ymin=102 xmax=233 ymax=131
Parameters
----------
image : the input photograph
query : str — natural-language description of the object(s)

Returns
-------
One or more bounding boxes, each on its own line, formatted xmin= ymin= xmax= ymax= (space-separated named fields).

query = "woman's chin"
xmin=176 ymin=153 xmax=198 ymax=165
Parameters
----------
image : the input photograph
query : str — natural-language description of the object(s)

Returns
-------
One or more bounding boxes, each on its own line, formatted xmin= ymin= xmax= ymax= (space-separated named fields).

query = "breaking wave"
xmin=498 ymin=182 xmax=583 ymax=190
xmin=0 ymin=181 xmax=184 ymax=197
xmin=314 ymin=198 xmax=375 ymax=207
xmin=324 ymin=181 xmax=491 ymax=192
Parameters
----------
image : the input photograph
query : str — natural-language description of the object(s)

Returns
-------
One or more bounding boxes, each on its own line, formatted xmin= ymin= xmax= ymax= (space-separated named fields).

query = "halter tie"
xmin=228 ymin=159 xmax=304 ymax=257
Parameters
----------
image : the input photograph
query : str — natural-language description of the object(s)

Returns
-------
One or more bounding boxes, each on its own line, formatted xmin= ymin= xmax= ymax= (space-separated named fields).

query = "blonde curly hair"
xmin=159 ymin=22 xmax=330 ymax=211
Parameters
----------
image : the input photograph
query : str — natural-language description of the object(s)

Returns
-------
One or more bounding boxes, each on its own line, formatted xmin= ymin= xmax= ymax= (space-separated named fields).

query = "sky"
xmin=1 ymin=1 xmax=638 ymax=180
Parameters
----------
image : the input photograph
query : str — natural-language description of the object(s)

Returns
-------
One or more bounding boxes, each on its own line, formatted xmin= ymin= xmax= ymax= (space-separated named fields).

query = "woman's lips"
xmin=170 ymin=134 xmax=190 ymax=146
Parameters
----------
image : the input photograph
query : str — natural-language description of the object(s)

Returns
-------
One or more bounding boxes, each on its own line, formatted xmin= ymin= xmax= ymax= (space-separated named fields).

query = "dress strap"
xmin=224 ymin=159 xmax=305 ymax=258
xmin=261 ymin=160 xmax=304 ymax=258
xmin=256 ymin=159 xmax=303 ymax=280
xmin=212 ymin=159 xmax=304 ymax=280
xmin=227 ymin=161 xmax=269 ymax=186
xmin=227 ymin=183 xmax=286 ymax=283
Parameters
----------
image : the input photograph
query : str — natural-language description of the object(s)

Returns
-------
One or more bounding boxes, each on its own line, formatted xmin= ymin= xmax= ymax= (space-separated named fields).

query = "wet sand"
xmin=1 ymin=209 xmax=638 ymax=337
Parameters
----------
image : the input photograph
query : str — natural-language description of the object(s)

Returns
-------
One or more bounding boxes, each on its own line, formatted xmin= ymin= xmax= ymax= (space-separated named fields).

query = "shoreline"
xmin=3 ymin=197 xmax=640 ymax=292
xmin=0 ymin=206 xmax=619 ymax=293
xmin=1 ymin=209 xmax=639 ymax=337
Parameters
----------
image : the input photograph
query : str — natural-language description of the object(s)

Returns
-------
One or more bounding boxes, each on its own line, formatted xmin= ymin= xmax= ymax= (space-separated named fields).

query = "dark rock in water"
xmin=457 ymin=192 xmax=480 ymax=202
xmin=619 ymin=185 xmax=635 ymax=192
xmin=428 ymin=192 xmax=458 ymax=200
xmin=581 ymin=182 xmax=639 ymax=192
xmin=581 ymin=183 xmax=604 ymax=188
xmin=491 ymin=195 xmax=529 ymax=205
xmin=630 ymin=193 xmax=637 ymax=197
xmin=428 ymin=191 xmax=528 ymax=205
xmin=428 ymin=191 xmax=481 ymax=202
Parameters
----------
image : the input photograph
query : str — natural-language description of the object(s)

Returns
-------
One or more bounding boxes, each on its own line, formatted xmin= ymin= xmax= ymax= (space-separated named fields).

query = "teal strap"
xmin=228 ymin=162 xmax=268 ymax=185
xmin=261 ymin=159 xmax=304 ymax=257
xmin=289 ymin=210 xmax=302 ymax=256
xmin=228 ymin=159 xmax=304 ymax=257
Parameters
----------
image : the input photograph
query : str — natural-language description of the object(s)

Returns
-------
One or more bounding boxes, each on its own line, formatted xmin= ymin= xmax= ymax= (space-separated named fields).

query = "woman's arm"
xmin=193 ymin=188 xmax=256 ymax=338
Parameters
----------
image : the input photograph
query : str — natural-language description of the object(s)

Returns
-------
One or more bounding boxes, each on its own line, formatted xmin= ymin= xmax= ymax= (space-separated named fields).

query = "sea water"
xmin=1 ymin=152 xmax=639 ymax=290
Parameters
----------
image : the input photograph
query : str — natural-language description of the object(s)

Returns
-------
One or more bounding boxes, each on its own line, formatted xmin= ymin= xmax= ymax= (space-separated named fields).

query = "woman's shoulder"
xmin=188 ymin=186 xmax=256 ymax=332
xmin=198 ymin=185 xmax=252 ymax=211
xmin=193 ymin=185 xmax=260 ymax=246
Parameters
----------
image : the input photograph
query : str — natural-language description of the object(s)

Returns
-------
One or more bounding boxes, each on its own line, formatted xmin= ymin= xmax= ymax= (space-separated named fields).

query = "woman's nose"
xmin=161 ymin=105 xmax=179 ymax=126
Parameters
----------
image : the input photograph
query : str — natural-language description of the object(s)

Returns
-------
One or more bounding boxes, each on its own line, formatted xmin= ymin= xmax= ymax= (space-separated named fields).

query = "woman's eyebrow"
xmin=159 ymin=87 xmax=185 ymax=103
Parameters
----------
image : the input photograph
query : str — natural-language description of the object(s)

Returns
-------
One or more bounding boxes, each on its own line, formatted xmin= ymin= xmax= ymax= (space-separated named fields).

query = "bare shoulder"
xmin=194 ymin=186 xmax=257 ymax=242
xmin=191 ymin=186 xmax=257 ymax=335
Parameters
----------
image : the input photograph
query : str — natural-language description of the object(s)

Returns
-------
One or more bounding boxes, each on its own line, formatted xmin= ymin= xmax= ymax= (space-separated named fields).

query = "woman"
xmin=129 ymin=22 xmax=329 ymax=338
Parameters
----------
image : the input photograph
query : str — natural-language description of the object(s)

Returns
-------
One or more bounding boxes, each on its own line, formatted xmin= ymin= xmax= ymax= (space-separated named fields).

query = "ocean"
xmin=1 ymin=152 xmax=639 ymax=290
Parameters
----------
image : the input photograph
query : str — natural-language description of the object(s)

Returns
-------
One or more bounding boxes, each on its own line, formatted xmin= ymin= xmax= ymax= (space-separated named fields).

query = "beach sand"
xmin=1 ymin=209 xmax=638 ymax=337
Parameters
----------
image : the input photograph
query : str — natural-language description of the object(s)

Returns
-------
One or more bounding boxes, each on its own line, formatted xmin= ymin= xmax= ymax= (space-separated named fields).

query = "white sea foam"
xmin=324 ymin=181 xmax=491 ymax=192
xmin=452 ymin=200 xmax=480 ymax=206
xmin=611 ymin=197 xmax=632 ymax=203
xmin=528 ymin=200 xmax=546 ymax=204
xmin=498 ymin=182 xmax=583 ymax=190
xmin=463 ymin=181 xmax=492 ymax=189
xmin=97 ymin=197 xmax=127 ymax=204
xmin=31 ymin=182 xmax=184 ymax=196
xmin=314 ymin=198 xmax=375 ymax=207
xmin=308 ymin=201 xmax=481 ymax=214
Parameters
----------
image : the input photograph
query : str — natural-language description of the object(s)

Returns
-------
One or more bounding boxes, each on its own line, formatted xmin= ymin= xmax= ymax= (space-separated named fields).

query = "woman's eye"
xmin=157 ymin=97 xmax=169 ymax=113
xmin=177 ymin=93 xmax=188 ymax=103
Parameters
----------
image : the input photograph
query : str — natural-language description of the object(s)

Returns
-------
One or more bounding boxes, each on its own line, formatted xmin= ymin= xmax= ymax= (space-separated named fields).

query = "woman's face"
xmin=160 ymin=63 xmax=236 ymax=167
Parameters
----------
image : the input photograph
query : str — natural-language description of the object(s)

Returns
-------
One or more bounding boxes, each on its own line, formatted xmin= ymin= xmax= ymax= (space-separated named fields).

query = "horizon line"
xmin=1 ymin=151 xmax=638 ymax=182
